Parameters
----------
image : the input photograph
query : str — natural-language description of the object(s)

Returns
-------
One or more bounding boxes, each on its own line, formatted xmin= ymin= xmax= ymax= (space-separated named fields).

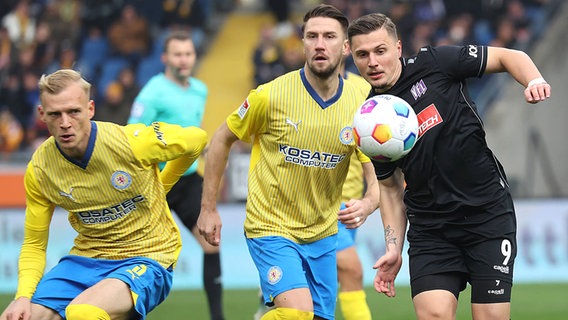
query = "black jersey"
xmin=373 ymin=45 xmax=510 ymax=214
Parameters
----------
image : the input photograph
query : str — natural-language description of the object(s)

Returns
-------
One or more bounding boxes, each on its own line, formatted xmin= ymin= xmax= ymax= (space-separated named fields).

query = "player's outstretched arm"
xmin=485 ymin=47 xmax=551 ymax=104
xmin=374 ymin=168 xmax=406 ymax=297
xmin=338 ymin=160 xmax=380 ymax=228
xmin=197 ymin=122 xmax=240 ymax=246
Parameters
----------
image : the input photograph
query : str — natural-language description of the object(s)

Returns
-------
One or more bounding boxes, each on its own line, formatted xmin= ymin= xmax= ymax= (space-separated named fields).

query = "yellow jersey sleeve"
xmin=226 ymin=84 xmax=270 ymax=142
xmin=355 ymin=147 xmax=371 ymax=163
xmin=16 ymin=164 xmax=56 ymax=299
xmin=124 ymin=122 xmax=208 ymax=193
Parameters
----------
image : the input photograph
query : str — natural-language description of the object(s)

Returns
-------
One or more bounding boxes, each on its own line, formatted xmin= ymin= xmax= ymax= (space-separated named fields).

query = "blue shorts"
xmin=337 ymin=203 xmax=357 ymax=251
xmin=247 ymin=236 xmax=337 ymax=320
xmin=31 ymin=255 xmax=173 ymax=320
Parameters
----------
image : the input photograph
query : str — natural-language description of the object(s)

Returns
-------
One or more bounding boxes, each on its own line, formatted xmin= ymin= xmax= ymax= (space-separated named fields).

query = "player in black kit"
xmin=348 ymin=13 xmax=551 ymax=320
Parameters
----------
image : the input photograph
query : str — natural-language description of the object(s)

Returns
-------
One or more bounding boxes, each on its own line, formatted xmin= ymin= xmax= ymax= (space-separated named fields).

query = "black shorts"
xmin=166 ymin=172 xmax=203 ymax=231
xmin=407 ymin=195 xmax=517 ymax=303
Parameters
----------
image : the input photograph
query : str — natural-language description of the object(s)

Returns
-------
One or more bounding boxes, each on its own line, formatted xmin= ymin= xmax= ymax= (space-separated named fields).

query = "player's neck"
xmin=304 ymin=68 xmax=340 ymax=101
xmin=165 ymin=73 xmax=189 ymax=88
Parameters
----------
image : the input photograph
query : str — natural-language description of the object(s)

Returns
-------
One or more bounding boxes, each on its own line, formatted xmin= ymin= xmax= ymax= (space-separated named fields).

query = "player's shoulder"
xmin=137 ymin=73 xmax=168 ymax=97
xmin=29 ymin=136 xmax=55 ymax=162
xmin=145 ymin=73 xmax=167 ymax=86
xmin=272 ymin=69 xmax=301 ymax=85
xmin=189 ymin=77 xmax=208 ymax=92
xmin=343 ymin=72 xmax=371 ymax=95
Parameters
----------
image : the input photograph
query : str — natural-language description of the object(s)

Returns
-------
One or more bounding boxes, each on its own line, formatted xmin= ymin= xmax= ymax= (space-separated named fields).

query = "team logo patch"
xmin=267 ymin=266 xmax=283 ymax=285
xmin=237 ymin=99 xmax=250 ymax=119
xmin=130 ymin=102 xmax=144 ymax=119
xmin=111 ymin=171 xmax=132 ymax=190
xmin=339 ymin=126 xmax=354 ymax=144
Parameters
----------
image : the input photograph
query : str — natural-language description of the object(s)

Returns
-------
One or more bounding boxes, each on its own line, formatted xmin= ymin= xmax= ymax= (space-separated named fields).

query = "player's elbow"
xmin=184 ymin=126 xmax=208 ymax=155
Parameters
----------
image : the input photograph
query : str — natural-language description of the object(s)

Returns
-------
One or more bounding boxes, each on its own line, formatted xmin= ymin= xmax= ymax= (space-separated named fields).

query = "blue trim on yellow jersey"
xmin=300 ymin=68 xmax=343 ymax=109
xmin=55 ymin=121 xmax=98 ymax=169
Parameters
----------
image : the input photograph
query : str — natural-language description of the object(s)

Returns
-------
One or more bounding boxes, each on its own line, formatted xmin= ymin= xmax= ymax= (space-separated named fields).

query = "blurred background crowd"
xmin=0 ymin=0 xmax=559 ymax=159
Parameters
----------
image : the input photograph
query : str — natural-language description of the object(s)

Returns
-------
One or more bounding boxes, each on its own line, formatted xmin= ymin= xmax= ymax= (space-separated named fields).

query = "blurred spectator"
xmin=0 ymin=109 xmax=23 ymax=156
xmin=437 ymin=13 xmax=475 ymax=46
xmin=95 ymin=82 xmax=129 ymax=125
xmin=265 ymin=0 xmax=294 ymax=39
xmin=32 ymin=21 xmax=57 ymax=70
xmin=41 ymin=0 xmax=81 ymax=49
xmin=0 ymin=70 xmax=36 ymax=150
xmin=252 ymin=23 xmax=285 ymax=86
xmin=161 ymin=0 xmax=209 ymax=53
xmin=505 ymin=0 xmax=533 ymax=47
xmin=278 ymin=34 xmax=304 ymax=72
xmin=0 ymin=26 xmax=15 ymax=80
xmin=79 ymin=0 xmax=123 ymax=35
xmin=490 ymin=16 xmax=518 ymax=48
xmin=45 ymin=40 xmax=80 ymax=74
xmin=107 ymin=4 xmax=151 ymax=66
xmin=94 ymin=66 xmax=139 ymax=125
xmin=27 ymin=114 xmax=49 ymax=150
xmin=0 ymin=0 xmax=558 ymax=157
xmin=76 ymin=26 xmax=108 ymax=81
xmin=1 ymin=1 xmax=37 ymax=49
xmin=117 ymin=66 xmax=140 ymax=107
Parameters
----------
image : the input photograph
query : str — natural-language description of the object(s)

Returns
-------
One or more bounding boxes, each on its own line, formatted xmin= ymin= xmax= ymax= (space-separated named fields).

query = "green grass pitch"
xmin=1 ymin=284 xmax=566 ymax=319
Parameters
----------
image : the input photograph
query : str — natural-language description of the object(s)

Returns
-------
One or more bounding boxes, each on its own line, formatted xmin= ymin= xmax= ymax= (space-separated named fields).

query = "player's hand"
xmin=196 ymin=208 xmax=222 ymax=246
xmin=338 ymin=199 xmax=371 ymax=228
xmin=373 ymin=250 xmax=403 ymax=297
xmin=524 ymin=78 xmax=551 ymax=104
xmin=0 ymin=297 xmax=32 ymax=320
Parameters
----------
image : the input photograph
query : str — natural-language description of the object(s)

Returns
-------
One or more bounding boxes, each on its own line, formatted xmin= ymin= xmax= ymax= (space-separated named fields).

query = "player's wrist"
xmin=527 ymin=77 xmax=547 ymax=87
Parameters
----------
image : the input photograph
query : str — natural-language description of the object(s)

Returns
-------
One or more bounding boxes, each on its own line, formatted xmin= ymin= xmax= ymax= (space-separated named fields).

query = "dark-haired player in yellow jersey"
xmin=197 ymin=4 xmax=379 ymax=320
xmin=0 ymin=69 xmax=207 ymax=320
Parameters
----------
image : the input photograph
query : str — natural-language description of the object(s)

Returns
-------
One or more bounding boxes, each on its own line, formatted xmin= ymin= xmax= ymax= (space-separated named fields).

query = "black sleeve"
xmin=372 ymin=160 xmax=397 ymax=180
xmin=429 ymin=45 xmax=488 ymax=79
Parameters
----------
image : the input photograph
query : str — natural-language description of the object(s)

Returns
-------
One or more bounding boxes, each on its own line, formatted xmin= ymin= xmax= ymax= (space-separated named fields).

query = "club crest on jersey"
xmin=111 ymin=170 xmax=132 ymax=190
xmin=267 ymin=266 xmax=283 ymax=285
xmin=339 ymin=126 xmax=354 ymax=144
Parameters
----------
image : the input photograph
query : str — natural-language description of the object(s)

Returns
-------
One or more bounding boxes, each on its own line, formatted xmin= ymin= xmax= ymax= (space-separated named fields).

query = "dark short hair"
xmin=163 ymin=30 xmax=193 ymax=53
xmin=347 ymin=13 xmax=398 ymax=43
xmin=301 ymin=4 xmax=349 ymax=36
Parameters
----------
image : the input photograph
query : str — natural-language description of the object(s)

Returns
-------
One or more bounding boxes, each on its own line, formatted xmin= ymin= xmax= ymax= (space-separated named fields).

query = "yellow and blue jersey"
xmin=341 ymin=71 xmax=371 ymax=202
xmin=18 ymin=121 xmax=207 ymax=298
xmin=128 ymin=73 xmax=208 ymax=175
xmin=226 ymin=68 xmax=369 ymax=244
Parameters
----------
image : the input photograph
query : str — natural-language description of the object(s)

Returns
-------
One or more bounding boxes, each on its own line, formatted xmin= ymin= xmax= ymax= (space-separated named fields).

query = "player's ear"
xmin=88 ymin=100 xmax=95 ymax=119
xmin=37 ymin=105 xmax=46 ymax=122
xmin=342 ymin=39 xmax=349 ymax=56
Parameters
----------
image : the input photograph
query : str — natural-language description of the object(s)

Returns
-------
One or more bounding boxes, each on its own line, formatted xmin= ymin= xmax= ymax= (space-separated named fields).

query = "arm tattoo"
xmin=384 ymin=225 xmax=397 ymax=246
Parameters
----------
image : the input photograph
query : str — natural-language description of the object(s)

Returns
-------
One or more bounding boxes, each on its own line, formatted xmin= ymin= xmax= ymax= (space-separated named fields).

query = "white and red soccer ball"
xmin=352 ymin=94 xmax=418 ymax=162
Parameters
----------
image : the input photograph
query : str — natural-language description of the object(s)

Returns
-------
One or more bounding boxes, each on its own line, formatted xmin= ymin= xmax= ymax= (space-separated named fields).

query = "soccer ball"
xmin=352 ymin=94 xmax=418 ymax=162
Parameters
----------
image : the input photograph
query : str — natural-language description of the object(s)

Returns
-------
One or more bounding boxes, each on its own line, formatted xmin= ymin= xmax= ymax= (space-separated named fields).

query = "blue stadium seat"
xmin=97 ymin=57 xmax=129 ymax=97
xmin=136 ymin=56 xmax=163 ymax=87
xmin=78 ymin=36 xmax=109 ymax=81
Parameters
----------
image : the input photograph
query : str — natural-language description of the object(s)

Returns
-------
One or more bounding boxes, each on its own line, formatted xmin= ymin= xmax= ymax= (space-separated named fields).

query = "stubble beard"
xmin=308 ymin=60 xmax=340 ymax=80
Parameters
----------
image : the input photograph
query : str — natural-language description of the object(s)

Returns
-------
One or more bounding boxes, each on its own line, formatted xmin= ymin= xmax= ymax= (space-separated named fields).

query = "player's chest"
xmin=40 ymin=161 xmax=149 ymax=211
xmin=267 ymin=104 xmax=356 ymax=151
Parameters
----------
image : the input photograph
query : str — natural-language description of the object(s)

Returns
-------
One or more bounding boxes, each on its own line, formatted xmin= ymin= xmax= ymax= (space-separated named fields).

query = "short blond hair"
xmin=38 ymin=69 xmax=91 ymax=103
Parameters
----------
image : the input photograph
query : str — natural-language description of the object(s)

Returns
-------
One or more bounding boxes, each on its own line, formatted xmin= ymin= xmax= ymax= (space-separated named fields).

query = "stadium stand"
xmin=0 ymin=0 xmax=566 ymax=200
